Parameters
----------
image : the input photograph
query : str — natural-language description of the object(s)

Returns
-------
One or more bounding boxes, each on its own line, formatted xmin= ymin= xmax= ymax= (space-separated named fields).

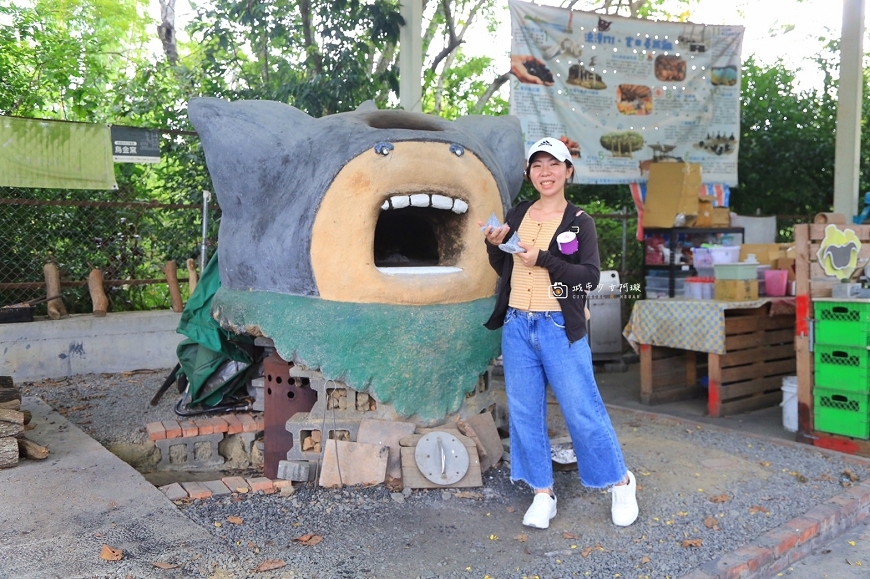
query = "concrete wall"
xmin=0 ymin=311 xmax=183 ymax=382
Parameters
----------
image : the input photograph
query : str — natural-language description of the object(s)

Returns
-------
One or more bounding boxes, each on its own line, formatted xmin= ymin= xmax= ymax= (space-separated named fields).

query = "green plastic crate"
xmin=813 ymin=344 xmax=870 ymax=392
xmin=713 ymin=263 xmax=757 ymax=280
xmin=814 ymin=301 xmax=870 ymax=347
xmin=814 ymin=387 xmax=870 ymax=439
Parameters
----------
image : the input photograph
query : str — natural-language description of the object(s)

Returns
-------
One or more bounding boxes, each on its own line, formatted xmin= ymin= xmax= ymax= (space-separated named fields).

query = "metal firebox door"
xmin=587 ymin=270 xmax=624 ymax=363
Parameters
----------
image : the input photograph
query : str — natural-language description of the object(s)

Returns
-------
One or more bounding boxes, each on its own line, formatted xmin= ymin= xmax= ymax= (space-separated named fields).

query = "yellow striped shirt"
xmin=508 ymin=214 xmax=562 ymax=311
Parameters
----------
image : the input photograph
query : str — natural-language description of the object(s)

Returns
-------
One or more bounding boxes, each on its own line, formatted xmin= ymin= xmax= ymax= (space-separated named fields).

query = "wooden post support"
xmin=87 ymin=269 xmax=108 ymax=317
xmin=0 ymin=437 xmax=17 ymax=468
xmin=164 ymin=260 xmax=183 ymax=313
xmin=186 ymin=258 xmax=198 ymax=296
xmin=42 ymin=262 xmax=68 ymax=320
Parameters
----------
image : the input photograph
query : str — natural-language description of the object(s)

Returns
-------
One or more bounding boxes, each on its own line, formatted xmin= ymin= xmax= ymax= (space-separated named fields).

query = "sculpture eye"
xmin=449 ymin=144 xmax=464 ymax=157
xmin=374 ymin=142 xmax=394 ymax=156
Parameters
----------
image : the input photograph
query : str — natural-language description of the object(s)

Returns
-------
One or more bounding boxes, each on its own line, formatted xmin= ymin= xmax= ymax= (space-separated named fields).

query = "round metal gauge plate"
xmin=414 ymin=431 xmax=470 ymax=485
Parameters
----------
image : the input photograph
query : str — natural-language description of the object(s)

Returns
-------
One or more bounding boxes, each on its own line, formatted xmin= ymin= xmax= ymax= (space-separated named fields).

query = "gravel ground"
xmin=17 ymin=371 xmax=870 ymax=578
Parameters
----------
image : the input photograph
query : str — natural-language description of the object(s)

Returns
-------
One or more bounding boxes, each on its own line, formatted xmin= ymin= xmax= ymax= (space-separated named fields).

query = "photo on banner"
xmin=509 ymin=0 xmax=743 ymax=186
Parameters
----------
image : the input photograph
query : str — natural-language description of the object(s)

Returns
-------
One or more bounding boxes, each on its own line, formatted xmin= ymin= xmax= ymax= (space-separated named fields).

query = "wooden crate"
xmin=795 ymin=223 xmax=870 ymax=455
xmin=707 ymin=306 xmax=796 ymax=417
xmin=639 ymin=345 xmax=703 ymax=405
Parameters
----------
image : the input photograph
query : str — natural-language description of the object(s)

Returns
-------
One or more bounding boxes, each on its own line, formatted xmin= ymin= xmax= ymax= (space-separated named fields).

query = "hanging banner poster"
xmin=509 ymin=0 xmax=743 ymax=186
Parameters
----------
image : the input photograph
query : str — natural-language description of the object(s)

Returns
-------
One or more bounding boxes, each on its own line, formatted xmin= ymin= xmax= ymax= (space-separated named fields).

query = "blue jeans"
xmin=502 ymin=307 xmax=627 ymax=490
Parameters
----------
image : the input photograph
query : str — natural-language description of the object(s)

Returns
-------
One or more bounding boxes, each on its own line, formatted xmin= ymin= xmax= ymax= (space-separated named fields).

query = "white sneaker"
xmin=611 ymin=471 xmax=639 ymax=526
xmin=522 ymin=493 xmax=557 ymax=529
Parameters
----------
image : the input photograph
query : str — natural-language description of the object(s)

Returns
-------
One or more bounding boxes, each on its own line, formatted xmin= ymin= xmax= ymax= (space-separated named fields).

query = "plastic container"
xmin=764 ymin=269 xmax=788 ymax=297
xmin=714 ymin=262 xmax=758 ymax=280
xmin=645 ymin=276 xmax=687 ymax=293
xmin=814 ymin=301 xmax=870 ymax=347
xmin=691 ymin=247 xmax=714 ymax=268
xmin=781 ymin=376 xmax=798 ymax=432
xmin=709 ymin=245 xmax=740 ymax=264
xmin=814 ymin=386 xmax=870 ymax=439
xmin=813 ymin=343 xmax=870 ymax=392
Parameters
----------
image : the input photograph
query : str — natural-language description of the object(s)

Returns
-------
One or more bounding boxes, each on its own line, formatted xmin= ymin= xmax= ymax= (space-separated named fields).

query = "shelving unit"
xmin=642 ymin=227 xmax=745 ymax=298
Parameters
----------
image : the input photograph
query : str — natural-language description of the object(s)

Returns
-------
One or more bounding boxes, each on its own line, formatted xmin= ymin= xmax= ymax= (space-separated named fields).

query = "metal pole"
xmin=621 ymin=206 xmax=627 ymax=274
xmin=200 ymin=190 xmax=211 ymax=272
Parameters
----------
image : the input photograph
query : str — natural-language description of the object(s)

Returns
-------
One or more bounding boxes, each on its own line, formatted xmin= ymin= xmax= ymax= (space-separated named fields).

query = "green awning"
xmin=0 ymin=116 xmax=117 ymax=190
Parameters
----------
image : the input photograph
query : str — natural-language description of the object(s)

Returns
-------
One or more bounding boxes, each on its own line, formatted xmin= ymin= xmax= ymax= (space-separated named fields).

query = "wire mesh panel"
xmin=0 ymin=188 xmax=219 ymax=314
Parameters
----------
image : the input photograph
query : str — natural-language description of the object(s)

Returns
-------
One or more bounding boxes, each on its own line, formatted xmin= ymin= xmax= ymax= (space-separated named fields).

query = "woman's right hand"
xmin=479 ymin=222 xmax=510 ymax=246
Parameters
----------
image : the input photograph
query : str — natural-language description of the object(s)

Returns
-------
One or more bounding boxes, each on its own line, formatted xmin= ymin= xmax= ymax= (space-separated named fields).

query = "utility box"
xmin=588 ymin=270 xmax=623 ymax=363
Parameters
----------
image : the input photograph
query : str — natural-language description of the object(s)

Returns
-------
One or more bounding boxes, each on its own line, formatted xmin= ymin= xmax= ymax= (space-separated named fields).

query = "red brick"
xmin=803 ymin=503 xmax=842 ymax=536
xmin=273 ymin=479 xmax=293 ymax=489
xmin=790 ymin=516 xmax=821 ymax=545
xmin=730 ymin=545 xmax=775 ymax=572
xmin=252 ymin=413 xmax=265 ymax=431
xmin=238 ymin=413 xmax=258 ymax=433
xmin=761 ymin=527 xmax=801 ymax=558
xmin=179 ymin=420 xmax=199 ymax=438
xmin=246 ymin=477 xmax=273 ymax=492
xmin=210 ymin=416 xmax=229 ymax=433
xmin=145 ymin=422 xmax=166 ymax=441
xmin=195 ymin=418 xmax=215 ymax=435
xmin=162 ymin=420 xmax=183 ymax=439
xmin=181 ymin=481 xmax=213 ymax=500
xmin=159 ymin=482 xmax=187 ymax=501
xmin=221 ymin=476 xmax=250 ymax=493
xmin=223 ymin=414 xmax=244 ymax=435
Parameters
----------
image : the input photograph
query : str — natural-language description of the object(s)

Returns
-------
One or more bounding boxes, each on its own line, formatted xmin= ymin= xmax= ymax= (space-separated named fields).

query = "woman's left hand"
xmin=516 ymin=242 xmax=539 ymax=267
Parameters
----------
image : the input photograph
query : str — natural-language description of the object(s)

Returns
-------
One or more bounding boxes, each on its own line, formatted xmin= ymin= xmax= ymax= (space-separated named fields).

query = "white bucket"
xmin=781 ymin=376 xmax=798 ymax=432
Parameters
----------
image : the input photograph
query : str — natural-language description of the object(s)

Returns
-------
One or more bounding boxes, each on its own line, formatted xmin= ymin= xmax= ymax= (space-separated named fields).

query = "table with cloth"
xmin=623 ymin=298 xmax=796 ymax=416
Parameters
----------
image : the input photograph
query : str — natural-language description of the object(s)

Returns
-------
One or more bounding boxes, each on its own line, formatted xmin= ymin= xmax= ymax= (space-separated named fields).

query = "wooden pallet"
xmin=708 ymin=308 xmax=796 ymax=417
xmin=639 ymin=345 xmax=703 ymax=405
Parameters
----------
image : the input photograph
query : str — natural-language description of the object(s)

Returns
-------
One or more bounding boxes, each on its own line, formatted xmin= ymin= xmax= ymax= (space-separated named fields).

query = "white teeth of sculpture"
xmin=381 ymin=194 xmax=468 ymax=214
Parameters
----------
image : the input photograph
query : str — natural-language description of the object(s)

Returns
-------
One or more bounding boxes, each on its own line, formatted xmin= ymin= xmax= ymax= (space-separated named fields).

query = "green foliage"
xmin=422 ymin=51 xmax=508 ymax=119
xmin=735 ymin=55 xmax=838 ymax=216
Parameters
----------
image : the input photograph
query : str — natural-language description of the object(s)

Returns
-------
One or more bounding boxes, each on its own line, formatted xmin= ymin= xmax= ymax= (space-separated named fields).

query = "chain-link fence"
xmin=0 ymin=187 xmax=219 ymax=315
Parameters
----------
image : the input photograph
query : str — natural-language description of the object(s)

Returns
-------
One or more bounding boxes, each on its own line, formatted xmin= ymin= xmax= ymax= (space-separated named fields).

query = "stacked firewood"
xmin=0 ymin=376 xmax=49 ymax=469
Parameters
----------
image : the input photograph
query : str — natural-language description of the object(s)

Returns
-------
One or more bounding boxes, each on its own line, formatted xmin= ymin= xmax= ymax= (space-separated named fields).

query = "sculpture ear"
xmin=452 ymin=115 xmax=525 ymax=204
xmin=187 ymin=97 xmax=314 ymax=206
xmin=355 ymin=100 xmax=378 ymax=112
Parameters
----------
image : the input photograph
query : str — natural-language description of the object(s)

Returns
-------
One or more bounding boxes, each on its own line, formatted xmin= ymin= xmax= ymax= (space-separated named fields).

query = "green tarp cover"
xmin=0 ymin=116 xmax=117 ymax=190
xmin=176 ymin=254 xmax=253 ymax=407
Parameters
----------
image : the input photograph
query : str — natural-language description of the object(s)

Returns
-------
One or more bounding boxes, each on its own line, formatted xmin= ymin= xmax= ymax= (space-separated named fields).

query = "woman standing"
xmin=480 ymin=137 xmax=638 ymax=529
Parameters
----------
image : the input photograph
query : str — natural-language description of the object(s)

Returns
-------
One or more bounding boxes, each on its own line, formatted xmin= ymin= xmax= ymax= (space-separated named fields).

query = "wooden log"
xmin=0 ymin=376 xmax=12 ymax=388
xmin=0 ymin=389 xmax=20 ymax=405
xmin=18 ymin=437 xmax=49 ymax=460
xmin=43 ymin=262 xmax=68 ymax=319
xmin=22 ymin=410 xmax=31 ymax=425
xmin=813 ymin=212 xmax=846 ymax=224
xmin=0 ymin=400 xmax=21 ymax=410
xmin=164 ymin=260 xmax=183 ymax=312
xmin=0 ymin=437 xmax=17 ymax=468
xmin=0 ymin=408 xmax=25 ymax=438
xmin=186 ymin=258 xmax=198 ymax=296
xmin=87 ymin=269 xmax=109 ymax=317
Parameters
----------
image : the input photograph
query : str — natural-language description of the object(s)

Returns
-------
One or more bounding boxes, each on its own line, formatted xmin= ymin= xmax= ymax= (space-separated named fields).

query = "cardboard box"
xmin=738 ymin=243 xmax=793 ymax=265
xmin=712 ymin=207 xmax=731 ymax=227
xmin=715 ymin=279 xmax=759 ymax=301
xmin=642 ymin=163 xmax=702 ymax=228
xmin=695 ymin=196 xmax=715 ymax=227
xmin=776 ymin=257 xmax=796 ymax=281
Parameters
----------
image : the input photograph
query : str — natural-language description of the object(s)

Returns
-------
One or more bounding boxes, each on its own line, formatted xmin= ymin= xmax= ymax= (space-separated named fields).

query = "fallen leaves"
xmin=226 ymin=515 xmax=243 ymax=525
xmin=843 ymin=469 xmax=860 ymax=483
xmin=292 ymin=533 xmax=323 ymax=546
xmin=749 ymin=505 xmax=769 ymax=515
xmin=514 ymin=533 xmax=528 ymax=542
xmin=152 ymin=562 xmax=179 ymax=570
xmin=641 ymin=555 xmax=651 ymax=564
xmin=709 ymin=494 xmax=730 ymax=503
xmin=580 ymin=544 xmax=604 ymax=558
xmin=562 ymin=531 xmax=579 ymax=540
xmin=100 ymin=544 xmax=123 ymax=561
xmin=681 ymin=539 xmax=703 ymax=548
xmin=454 ymin=491 xmax=483 ymax=500
xmin=704 ymin=516 xmax=720 ymax=530
xmin=254 ymin=559 xmax=286 ymax=572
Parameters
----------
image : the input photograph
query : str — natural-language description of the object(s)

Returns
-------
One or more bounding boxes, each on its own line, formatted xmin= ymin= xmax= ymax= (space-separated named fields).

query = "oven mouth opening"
xmin=374 ymin=206 xmax=465 ymax=274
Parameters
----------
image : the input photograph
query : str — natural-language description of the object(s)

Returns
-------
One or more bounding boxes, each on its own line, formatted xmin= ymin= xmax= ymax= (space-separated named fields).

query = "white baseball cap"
xmin=526 ymin=137 xmax=571 ymax=164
